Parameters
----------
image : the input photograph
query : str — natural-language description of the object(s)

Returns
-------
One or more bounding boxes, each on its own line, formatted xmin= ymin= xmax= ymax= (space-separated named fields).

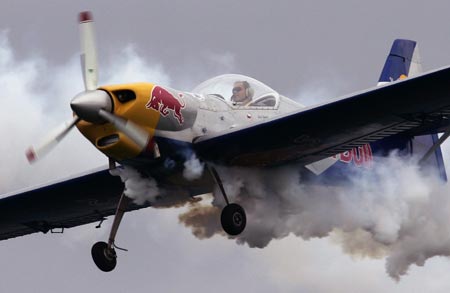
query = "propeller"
xmin=25 ymin=11 xmax=98 ymax=163
xmin=26 ymin=116 xmax=81 ymax=163
xmin=79 ymin=11 xmax=98 ymax=91
xmin=26 ymin=11 xmax=151 ymax=164
xmin=98 ymin=110 xmax=151 ymax=149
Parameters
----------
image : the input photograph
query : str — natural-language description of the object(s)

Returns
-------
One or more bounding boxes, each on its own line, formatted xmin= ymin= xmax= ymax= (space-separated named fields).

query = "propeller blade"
xmin=26 ymin=116 xmax=81 ymax=163
xmin=27 ymin=12 xmax=101 ymax=164
xmin=98 ymin=110 xmax=151 ymax=149
xmin=79 ymin=11 xmax=98 ymax=91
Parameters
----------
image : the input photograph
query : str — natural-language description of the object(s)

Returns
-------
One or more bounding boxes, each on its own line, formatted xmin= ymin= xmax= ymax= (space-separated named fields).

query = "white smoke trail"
xmin=183 ymin=153 xmax=205 ymax=181
xmin=110 ymin=165 xmax=201 ymax=208
xmin=179 ymin=154 xmax=450 ymax=280
xmin=110 ymin=166 xmax=160 ymax=205
xmin=3 ymin=21 xmax=446 ymax=282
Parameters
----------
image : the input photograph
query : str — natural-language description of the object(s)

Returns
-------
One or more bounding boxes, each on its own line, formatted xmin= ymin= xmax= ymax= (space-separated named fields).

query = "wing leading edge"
xmin=194 ymin=66 xmax=450 ymax=166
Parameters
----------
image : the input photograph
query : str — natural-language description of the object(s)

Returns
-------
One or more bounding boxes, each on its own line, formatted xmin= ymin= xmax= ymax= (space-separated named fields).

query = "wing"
xmin=0 ymin=167 xmax=147 ymax=240
xmin=194 ymin=66 xmax=450 ymax=166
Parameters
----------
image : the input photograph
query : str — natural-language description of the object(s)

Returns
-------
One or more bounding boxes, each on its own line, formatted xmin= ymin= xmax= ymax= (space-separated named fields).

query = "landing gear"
xmin=91 ymin=241 xmax=117 ymax=272
xmin=221 ymin=203 xmax=246 ymax=235
xmin=209 ymin=166 xmax=247 ymax=236
xmin=91 ymin=191 xmax=130 ymax=272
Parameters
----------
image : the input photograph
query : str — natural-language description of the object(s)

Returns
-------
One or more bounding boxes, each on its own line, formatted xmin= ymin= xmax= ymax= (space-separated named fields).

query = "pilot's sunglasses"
xmin=233 ymin=87 xmax=243 ymax=93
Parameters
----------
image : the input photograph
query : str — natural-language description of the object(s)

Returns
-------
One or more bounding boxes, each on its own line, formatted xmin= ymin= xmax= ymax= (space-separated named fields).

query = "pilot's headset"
xmin=242 ymin=81 xmax=254 ymax=99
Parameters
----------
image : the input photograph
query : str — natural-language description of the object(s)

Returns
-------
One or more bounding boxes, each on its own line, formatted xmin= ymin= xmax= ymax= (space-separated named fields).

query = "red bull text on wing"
xmin=333 ymin=144 xmax=373 ymax=167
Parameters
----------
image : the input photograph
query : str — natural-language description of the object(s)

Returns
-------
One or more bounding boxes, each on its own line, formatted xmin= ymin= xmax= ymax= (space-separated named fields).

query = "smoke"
xmin=103 ymin=45 xmax=171 ymax=86
xmin=110 ymin=165 xmax=203 ymax=208
xmin=1 ymin=17 xmax=448 ymax=287
xmin=110 ymin=167 xmax=160 ymax=205
xmin=178 ymin=154 xmax=450 ymax=280
xmin=178 ymin=204 xmax=223 ymax=239
xmin=183 ymin=153 xmax=205 ymax=181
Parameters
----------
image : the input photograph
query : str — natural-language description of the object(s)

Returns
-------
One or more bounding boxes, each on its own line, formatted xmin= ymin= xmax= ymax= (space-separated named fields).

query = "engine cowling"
xmin=76 ymin=82 xmax=199 ymax=161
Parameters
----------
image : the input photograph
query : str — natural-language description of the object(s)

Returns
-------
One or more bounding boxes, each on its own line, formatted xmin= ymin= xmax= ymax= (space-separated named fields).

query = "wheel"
xmin=221 ymin=203 xmax=247 ymax=236
xmin=91 ymin=241 xmax=117 ymax=272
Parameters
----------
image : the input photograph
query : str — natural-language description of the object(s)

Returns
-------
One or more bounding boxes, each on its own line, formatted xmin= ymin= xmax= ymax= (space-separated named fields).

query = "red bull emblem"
xmin=333 ymin=144 xmax=373 ymax=167
xmin=146 ymin=86 xmax=185 ymax=124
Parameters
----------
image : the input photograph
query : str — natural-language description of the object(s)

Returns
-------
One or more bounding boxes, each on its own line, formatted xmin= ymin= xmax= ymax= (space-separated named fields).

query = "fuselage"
xmin=74 ymin=74 xmax=445 ymax=198
xmin=73 ymin=74 xmax=308 ymax=195
xmin=76 ymin=76 xmax=299 ymax=160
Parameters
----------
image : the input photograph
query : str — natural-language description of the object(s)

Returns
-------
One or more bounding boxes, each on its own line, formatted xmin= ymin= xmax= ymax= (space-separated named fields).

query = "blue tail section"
xmin=378 ymin=39 xmax=422 ymax=83
xmin=377 ymin=39 xmax=446 ymax=180
xmin=307 ymin=39 xmax=446 ymax=182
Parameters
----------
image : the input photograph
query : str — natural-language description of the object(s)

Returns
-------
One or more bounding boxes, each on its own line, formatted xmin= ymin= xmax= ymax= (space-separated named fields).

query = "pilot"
xmin=231 ymin=81 xmax=254 ymax=106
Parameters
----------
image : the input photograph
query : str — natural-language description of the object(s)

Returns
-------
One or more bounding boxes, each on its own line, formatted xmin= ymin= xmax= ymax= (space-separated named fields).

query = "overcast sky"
xmin=2 ymin=1 xmax=450 ymax=292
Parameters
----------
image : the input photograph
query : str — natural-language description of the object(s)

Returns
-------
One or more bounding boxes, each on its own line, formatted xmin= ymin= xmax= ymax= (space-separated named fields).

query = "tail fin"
xmin=377 ymin=39 xmax=447 ymax=180
xmin=378 ymin=39 xmax=422 ymax=86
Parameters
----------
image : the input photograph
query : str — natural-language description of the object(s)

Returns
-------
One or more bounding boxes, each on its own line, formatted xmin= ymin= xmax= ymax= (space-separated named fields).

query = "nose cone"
xmin=71 ymin=90 xmax=112 ymax=123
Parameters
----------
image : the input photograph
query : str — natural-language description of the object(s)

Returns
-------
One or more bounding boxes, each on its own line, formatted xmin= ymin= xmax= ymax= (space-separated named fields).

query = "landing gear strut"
xmin=419 ymin=126 xmax=450 ymax=165
xmin=91 ymin=192 xmax=130 ymax=272
xmin=209 ymin=166 xmax=247 ymax=236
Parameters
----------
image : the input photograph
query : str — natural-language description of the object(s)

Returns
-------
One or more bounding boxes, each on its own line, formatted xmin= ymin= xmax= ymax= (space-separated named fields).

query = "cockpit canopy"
xmin=192 ymin=74 xmax=280 ymax=107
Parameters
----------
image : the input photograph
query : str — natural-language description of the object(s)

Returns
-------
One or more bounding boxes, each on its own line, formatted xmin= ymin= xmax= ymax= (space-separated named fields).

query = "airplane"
xmin=1 ymin=10 xmax=450 ymax=272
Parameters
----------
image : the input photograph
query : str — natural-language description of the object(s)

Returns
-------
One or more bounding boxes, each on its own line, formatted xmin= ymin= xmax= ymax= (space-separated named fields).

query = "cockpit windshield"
xmin=192 ymin=74 xmax=279 ymax=107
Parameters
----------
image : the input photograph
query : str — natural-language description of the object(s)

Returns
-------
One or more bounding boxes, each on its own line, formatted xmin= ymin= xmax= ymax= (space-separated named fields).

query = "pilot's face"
xmin=232 ymin=82 xmax=247 ymax=102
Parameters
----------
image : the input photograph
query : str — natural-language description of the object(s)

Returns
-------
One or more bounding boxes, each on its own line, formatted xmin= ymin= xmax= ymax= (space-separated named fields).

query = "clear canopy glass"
xmin=192 ymin=74 xmax=279 ymax=106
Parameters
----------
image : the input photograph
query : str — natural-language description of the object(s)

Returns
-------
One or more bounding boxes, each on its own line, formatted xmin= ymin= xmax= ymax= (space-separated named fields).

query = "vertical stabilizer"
xmin=378 ymin=39 xmax=422 ymax=86
xmin=378 ymin=39 xmax=446 ymax=180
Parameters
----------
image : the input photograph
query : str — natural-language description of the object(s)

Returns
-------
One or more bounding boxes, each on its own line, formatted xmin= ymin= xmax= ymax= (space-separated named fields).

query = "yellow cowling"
xmin=76 ymin=83 xmax=160 ymax=161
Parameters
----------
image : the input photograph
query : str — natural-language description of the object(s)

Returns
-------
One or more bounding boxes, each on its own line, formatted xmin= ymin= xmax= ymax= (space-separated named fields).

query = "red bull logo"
xmin=333 ymin=144 xmax=373 ymax=167
xmin=146 ymin=86 xmax=185 ymax=124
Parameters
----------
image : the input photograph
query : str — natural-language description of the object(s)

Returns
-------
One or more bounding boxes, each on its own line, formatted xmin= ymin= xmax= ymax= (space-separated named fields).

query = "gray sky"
xmin=2 ymin=0 xmax=450 ymax=292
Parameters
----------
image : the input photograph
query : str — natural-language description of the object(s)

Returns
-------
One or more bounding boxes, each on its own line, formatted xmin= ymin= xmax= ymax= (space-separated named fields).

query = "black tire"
xmin=91 ymin=241 xmax=117 ymax=272
xmin=221 ymin=203 xmax=247 ymax=236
